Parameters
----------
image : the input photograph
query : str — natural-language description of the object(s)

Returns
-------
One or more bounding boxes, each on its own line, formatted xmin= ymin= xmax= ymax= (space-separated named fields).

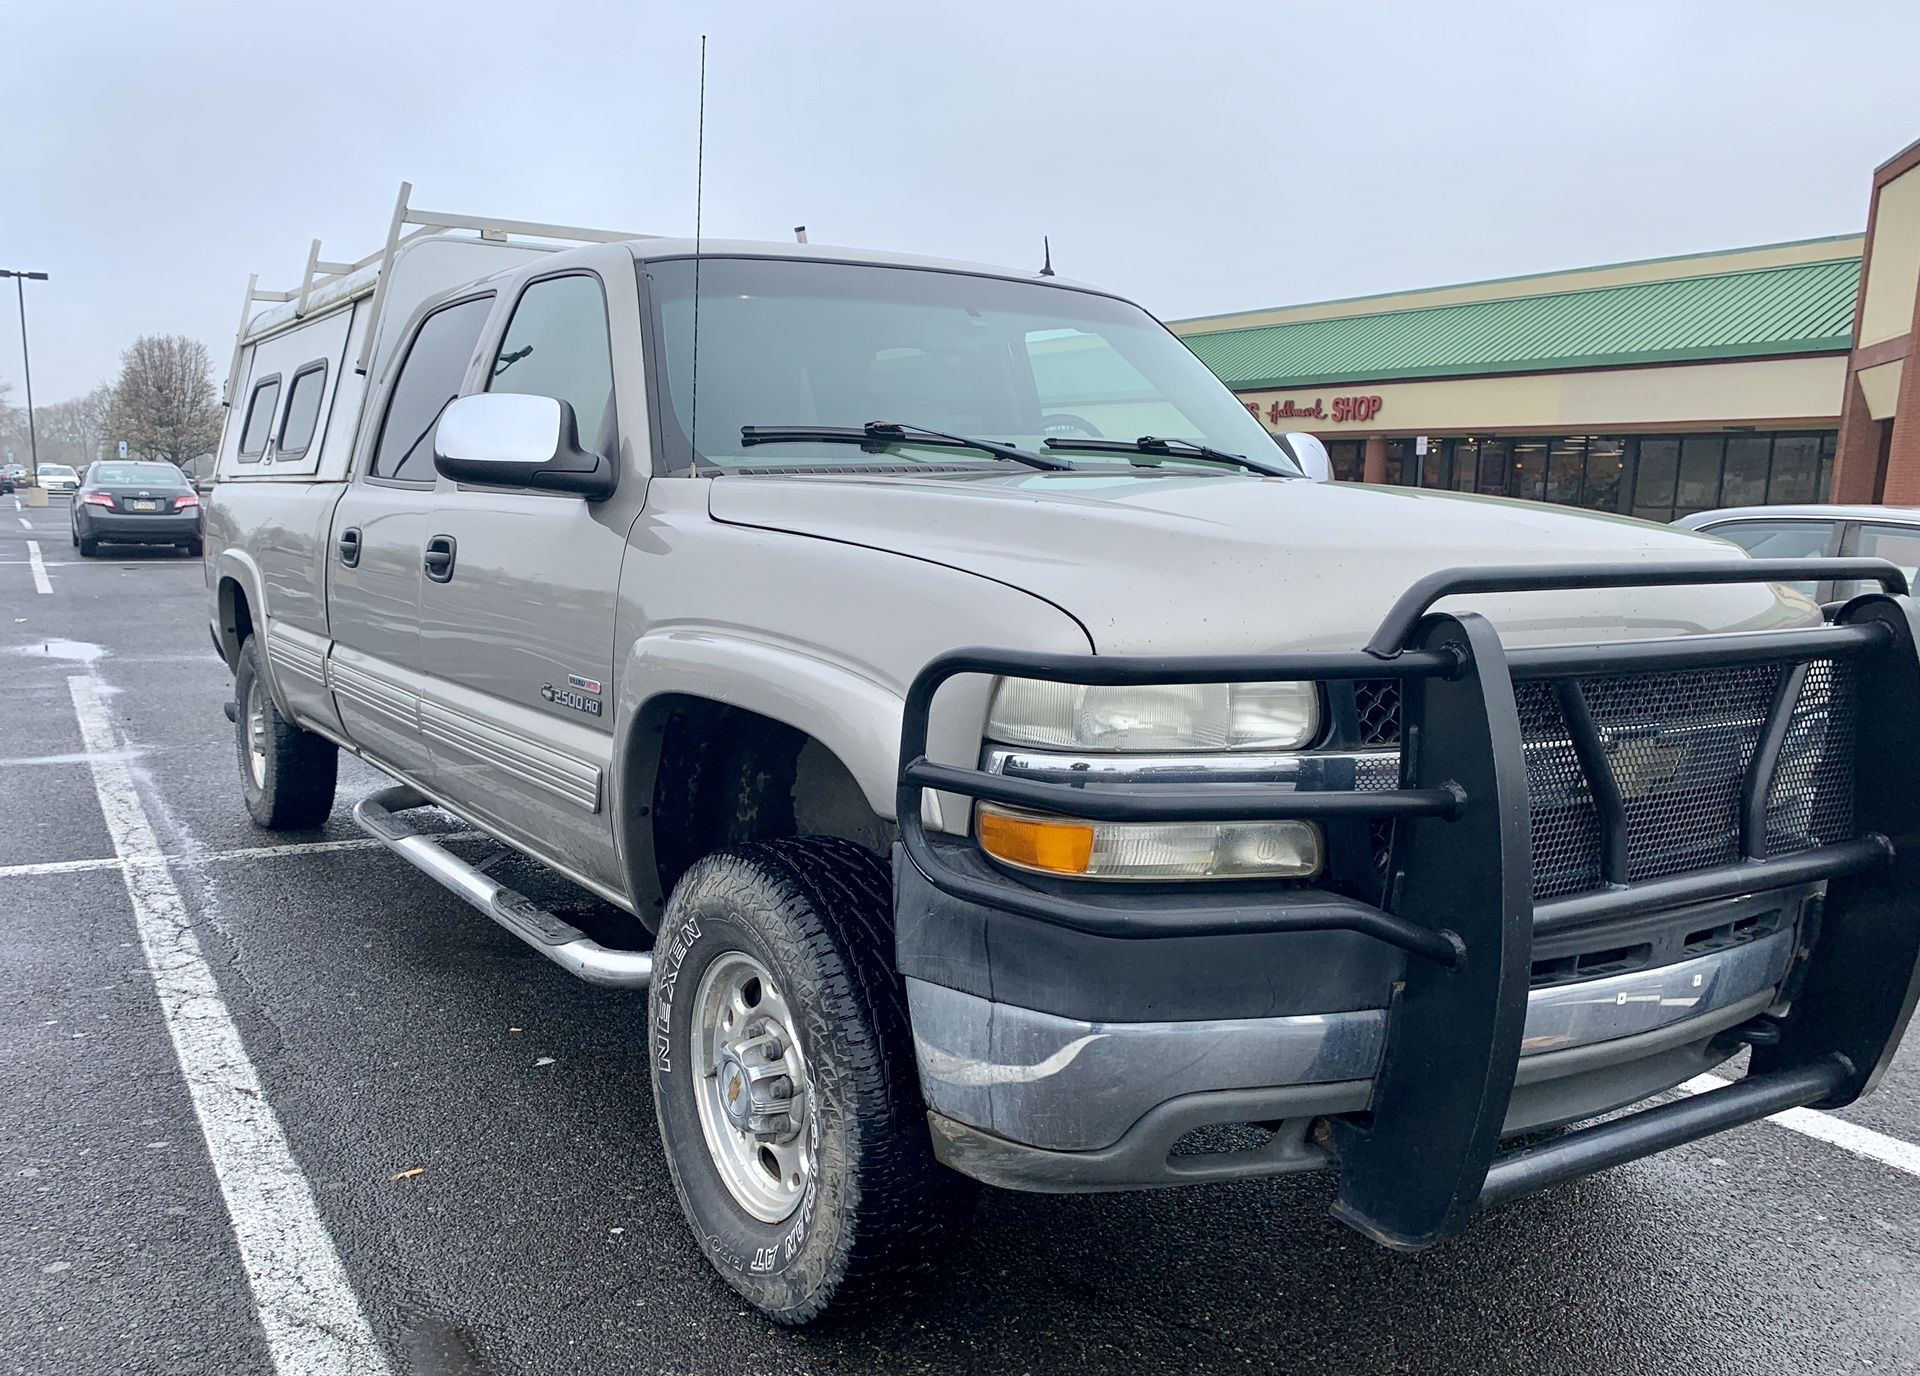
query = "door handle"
xmin=424 ymin=534 xmax=457 ymax=583
xmin=338 ymin=527 xmax=361 ymax=566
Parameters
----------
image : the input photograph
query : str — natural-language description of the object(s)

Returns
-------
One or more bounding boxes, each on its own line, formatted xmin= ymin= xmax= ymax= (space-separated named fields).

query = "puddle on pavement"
xmin=3 ymin=638 xmax=108 ymax=665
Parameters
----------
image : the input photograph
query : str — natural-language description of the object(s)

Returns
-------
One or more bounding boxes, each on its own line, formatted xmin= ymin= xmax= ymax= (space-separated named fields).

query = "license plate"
xmin=129 ymin=500 xmax=159 ymax=512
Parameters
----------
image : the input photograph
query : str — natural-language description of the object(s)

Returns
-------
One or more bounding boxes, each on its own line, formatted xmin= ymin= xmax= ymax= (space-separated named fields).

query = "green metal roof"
xmin=1181 ymin=256 xmax=1862 ymax=391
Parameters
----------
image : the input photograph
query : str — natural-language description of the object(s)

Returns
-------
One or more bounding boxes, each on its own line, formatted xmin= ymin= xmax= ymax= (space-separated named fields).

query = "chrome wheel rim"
xmin=690 ymin=950 xmax=813 ymax=1223
xmin=245 ymin=679 xmax=268 ymax=789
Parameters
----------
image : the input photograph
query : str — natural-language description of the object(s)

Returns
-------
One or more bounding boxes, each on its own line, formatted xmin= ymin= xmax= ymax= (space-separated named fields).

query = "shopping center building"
xmin=1171 ymin=136 xmax=1920 ymax=518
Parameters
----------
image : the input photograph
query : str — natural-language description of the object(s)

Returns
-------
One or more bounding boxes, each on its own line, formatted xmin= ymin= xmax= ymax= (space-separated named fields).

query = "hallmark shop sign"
xmin=1243 ymin=394 xmax=1384 ymax=426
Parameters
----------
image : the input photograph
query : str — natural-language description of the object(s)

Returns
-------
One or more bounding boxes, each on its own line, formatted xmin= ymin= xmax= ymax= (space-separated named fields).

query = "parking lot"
xmin=2 ymin=490 xmax=1918 ymax=1376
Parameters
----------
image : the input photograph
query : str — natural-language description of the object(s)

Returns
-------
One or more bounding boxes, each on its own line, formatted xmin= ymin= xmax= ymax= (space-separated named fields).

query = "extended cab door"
xmin=415 ymin=267 xmax=641 ymax=894
xmin=326 ymin=292 xmax=495 ymax=784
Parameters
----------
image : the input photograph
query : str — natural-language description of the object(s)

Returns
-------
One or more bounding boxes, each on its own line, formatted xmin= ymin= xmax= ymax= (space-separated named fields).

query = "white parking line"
xmin=1680 ymin=1073 xmax=1920 ymax=1178
xmin=26 ymin=541 xmax=51 ymax=594
xmin=66 ymin=675 xmax=392 ymax=1376
xmin=0 ymin=830 xmax=485 ymax=881
xmin=17 ymin=517 xmax=29 ymax=529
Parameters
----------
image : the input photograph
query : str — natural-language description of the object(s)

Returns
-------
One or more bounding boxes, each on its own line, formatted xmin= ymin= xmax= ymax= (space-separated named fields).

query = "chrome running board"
xmin=351 ymin=785 xmax=653 ymax=988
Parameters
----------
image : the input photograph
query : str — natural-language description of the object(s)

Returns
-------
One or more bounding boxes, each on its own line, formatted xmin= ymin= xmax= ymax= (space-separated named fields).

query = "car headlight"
xmin=975 ymin=803 xmax=1323 ymax=880
xmin=985 ymin=678 xmax=1320 ymax=752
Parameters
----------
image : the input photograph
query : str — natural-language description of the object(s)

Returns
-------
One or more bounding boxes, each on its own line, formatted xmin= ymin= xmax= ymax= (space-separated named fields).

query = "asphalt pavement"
xmin=3 ymin=490 xmax=1918 ymax=1375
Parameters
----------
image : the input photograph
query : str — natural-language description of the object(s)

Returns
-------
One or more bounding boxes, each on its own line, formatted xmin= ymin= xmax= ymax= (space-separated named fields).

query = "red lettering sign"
xmin=1253 ymin=394 xmax=1382 ymax=426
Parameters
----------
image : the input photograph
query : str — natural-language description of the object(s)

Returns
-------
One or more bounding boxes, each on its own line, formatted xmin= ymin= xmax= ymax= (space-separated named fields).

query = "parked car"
xmin=35 ymin=462 xmax=79 ymax=494
xmin=0 ymin=463 xmax=21 ymax=494
xmin=1675 ymin=504 xmax=1920 ymax=601
xmin=72 ymin=460 xmax=202 ymax=556
xmin=204 ymin=198 xmax=1920 ymax=1325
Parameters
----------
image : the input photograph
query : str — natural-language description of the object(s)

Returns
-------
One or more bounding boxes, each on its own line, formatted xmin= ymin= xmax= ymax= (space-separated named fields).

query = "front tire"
xmin=650 ymin=838 xmax=975 ymax=1324
xmin=233 ymin=636 xmax=337 ymax=830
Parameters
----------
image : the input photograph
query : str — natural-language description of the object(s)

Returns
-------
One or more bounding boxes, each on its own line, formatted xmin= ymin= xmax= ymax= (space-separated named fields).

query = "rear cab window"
xmin=368 ymin=296 xmax=495 ymax=483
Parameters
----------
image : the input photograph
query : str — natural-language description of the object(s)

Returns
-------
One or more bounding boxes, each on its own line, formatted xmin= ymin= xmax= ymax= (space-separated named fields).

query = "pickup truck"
xmin=207 ymin=195 xmax=1920 ymax=1325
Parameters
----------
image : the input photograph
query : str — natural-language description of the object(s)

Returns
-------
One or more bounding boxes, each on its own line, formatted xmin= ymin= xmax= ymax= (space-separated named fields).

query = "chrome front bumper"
xmin=910 ymin=918 xmax=1794 ymax=1157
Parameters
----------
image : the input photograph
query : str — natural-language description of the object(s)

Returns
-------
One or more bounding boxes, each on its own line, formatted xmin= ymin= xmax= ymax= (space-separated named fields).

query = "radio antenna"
xmin=688 ymin=34 xmax=708 ymax=476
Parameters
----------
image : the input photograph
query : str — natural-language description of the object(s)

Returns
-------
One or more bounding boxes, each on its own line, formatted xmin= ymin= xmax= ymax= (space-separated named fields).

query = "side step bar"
xmin=351 ymin=785 xmax=653 ymax=989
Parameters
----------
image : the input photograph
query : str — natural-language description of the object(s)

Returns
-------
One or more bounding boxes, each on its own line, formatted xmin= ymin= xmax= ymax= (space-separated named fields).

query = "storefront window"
xmin=1767 ymin=434 xmax=1820 ymax=504
xmin=1477 ymin=439 xmax=1511 ymax=495
xmin=1386 ymin=439 xmax=1417 ymax=486
xmin=1294 ymin=425 xmax=1833 ymax=516
xmin=1719 ymin=435 xmax=1772 ymax=507
xmin=1583 ymin=438 xmax=1625 ymax=511
xmin=1675 ymin=436 xmax=1724 ymax=515
xmin=1451 ymin=439 xmax=1479 ymax=492
xmin=1545 ymin=437 xmax=1586 ymax=505
xmin=1633 ymin=438 xmax=1680 ymax=520
xmin=1508 ymin=440 xmax=1548 ymax=501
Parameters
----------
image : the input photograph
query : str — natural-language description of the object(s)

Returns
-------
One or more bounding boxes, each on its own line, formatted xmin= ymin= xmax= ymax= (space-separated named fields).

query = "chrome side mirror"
xmin=1278 ymin=431 xmax=1333 ymax=482
xmin=433 ymin=393 xmax=615 ymax=500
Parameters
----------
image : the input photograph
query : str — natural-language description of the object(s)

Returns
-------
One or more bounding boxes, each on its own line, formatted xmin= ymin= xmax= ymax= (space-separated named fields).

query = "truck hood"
xmin=707 ymin=471 xmax=1815 ymax=653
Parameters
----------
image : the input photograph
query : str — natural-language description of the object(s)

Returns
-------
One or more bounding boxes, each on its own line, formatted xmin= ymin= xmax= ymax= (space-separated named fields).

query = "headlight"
xmin=975 ymin=803 xmax=1324 ymax=880
xmin=985 ymin=678 xmax=1320 ymax=752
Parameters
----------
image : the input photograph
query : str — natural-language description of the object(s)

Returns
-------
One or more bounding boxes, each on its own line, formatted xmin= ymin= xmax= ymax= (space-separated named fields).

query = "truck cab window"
xmin=487 ymin=274 xmax=616 ymax=457
xmin=370 ymin=295 xmax=494 ymax=482
xmin=239 ymin=377 xmax=281 ymax=459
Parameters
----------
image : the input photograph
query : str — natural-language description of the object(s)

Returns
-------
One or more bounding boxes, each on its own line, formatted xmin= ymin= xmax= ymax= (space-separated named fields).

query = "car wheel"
xmin=650 ymin=837 xmax=975 ymax=1325
xmin=183 ymin=540 xmax=203 ymax=558
xmin=77 ymin=536 xmax=98 ymax=557
xmin=233 ymin=636 xmax=338 ymax=830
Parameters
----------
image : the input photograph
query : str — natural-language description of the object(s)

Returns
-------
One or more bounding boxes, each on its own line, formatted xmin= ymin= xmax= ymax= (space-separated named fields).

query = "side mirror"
xmin=433 ymin=393 xmax=616 ymax=500
xmin=1277 ymin=431 xmax=1333 ymax=482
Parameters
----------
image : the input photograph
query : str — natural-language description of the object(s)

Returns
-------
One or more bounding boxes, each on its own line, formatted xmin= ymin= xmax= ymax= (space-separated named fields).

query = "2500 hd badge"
xmin=540 ymin=675 xmax=604 ymax=716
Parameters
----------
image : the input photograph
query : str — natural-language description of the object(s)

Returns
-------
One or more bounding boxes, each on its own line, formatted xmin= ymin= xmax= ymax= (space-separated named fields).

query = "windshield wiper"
xmin=1041 ymin=435 xmax=1294 ymax=478
xmin=740 ymin=421 xmax=1073 ymax=471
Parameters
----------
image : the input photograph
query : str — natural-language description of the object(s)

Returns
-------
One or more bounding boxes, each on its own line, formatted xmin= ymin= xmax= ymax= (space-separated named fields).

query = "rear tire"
xmin=77 ymin=535 xmax=97 ymax=557
xmin=650 ymin=837 xmax=975 ymax=1324
xmin=234 ymin=636 xmax=337 ymax=830
xmin=182 ymin=539 xmax=203 ymax=558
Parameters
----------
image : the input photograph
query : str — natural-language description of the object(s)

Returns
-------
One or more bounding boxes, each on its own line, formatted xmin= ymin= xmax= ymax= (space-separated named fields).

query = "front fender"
xmin=618 ymin=629 xmax=912 ymax=825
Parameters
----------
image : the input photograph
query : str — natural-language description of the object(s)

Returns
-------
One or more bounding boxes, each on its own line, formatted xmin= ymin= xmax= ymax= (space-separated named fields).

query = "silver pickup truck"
xmin=207 ymin=195 xmax=1920 ymax=1324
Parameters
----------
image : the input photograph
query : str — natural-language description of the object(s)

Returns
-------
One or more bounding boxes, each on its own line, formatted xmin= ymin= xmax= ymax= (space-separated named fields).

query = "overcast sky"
xmin=4 ymin=0 xmax=1919 ymax=404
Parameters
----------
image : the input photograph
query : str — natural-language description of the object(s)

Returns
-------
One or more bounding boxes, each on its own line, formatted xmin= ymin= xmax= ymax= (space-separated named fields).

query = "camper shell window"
xmin=239 ymin=376 xmax=281 ymax=459
xmin=277 ymin=361 xmax=329 ymax=458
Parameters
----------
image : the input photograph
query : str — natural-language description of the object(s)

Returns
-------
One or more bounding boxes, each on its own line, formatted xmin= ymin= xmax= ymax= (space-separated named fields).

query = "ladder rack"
xmin=223 ymin=181 xmax=654 ymax=403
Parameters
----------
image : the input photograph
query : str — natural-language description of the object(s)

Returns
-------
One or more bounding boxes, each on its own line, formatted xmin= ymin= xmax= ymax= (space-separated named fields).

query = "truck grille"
xmin=1354 ymin=660 xmax=1856 ymax=902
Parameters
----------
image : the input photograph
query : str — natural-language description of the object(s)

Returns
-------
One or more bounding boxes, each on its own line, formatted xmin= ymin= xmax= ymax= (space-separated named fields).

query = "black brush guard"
xmin=895 ymin=558 xmax=1920 ymax=1249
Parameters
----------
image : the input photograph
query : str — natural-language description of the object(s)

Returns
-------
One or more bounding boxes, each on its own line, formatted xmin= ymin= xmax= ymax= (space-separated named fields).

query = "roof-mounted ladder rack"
xmin=223 ymin=180 xmax=655 ymax=403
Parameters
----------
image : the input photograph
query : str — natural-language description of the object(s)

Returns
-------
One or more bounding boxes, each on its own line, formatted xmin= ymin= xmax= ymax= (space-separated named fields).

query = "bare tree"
xmin=0 ymin=379 xmax=27 ymax=466
xmin=108 ymin=335 xmax=222 ymax=468
xmin=39 ymin=383 xmax=114 ymax=468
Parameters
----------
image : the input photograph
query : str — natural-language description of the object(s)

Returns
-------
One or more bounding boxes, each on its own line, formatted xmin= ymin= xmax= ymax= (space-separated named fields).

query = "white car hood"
xmin=708 ymin=470 xmax=1817 ymax=654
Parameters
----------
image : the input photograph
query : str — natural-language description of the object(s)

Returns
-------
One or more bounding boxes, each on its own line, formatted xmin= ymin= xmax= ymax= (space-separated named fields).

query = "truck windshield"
xmin=647 ymin=257 xmax=1296 ymax=475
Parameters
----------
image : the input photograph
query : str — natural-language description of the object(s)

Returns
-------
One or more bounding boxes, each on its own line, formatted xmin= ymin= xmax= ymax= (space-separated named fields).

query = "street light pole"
xmin=1 ymin=269 xmax=49 ymax=486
